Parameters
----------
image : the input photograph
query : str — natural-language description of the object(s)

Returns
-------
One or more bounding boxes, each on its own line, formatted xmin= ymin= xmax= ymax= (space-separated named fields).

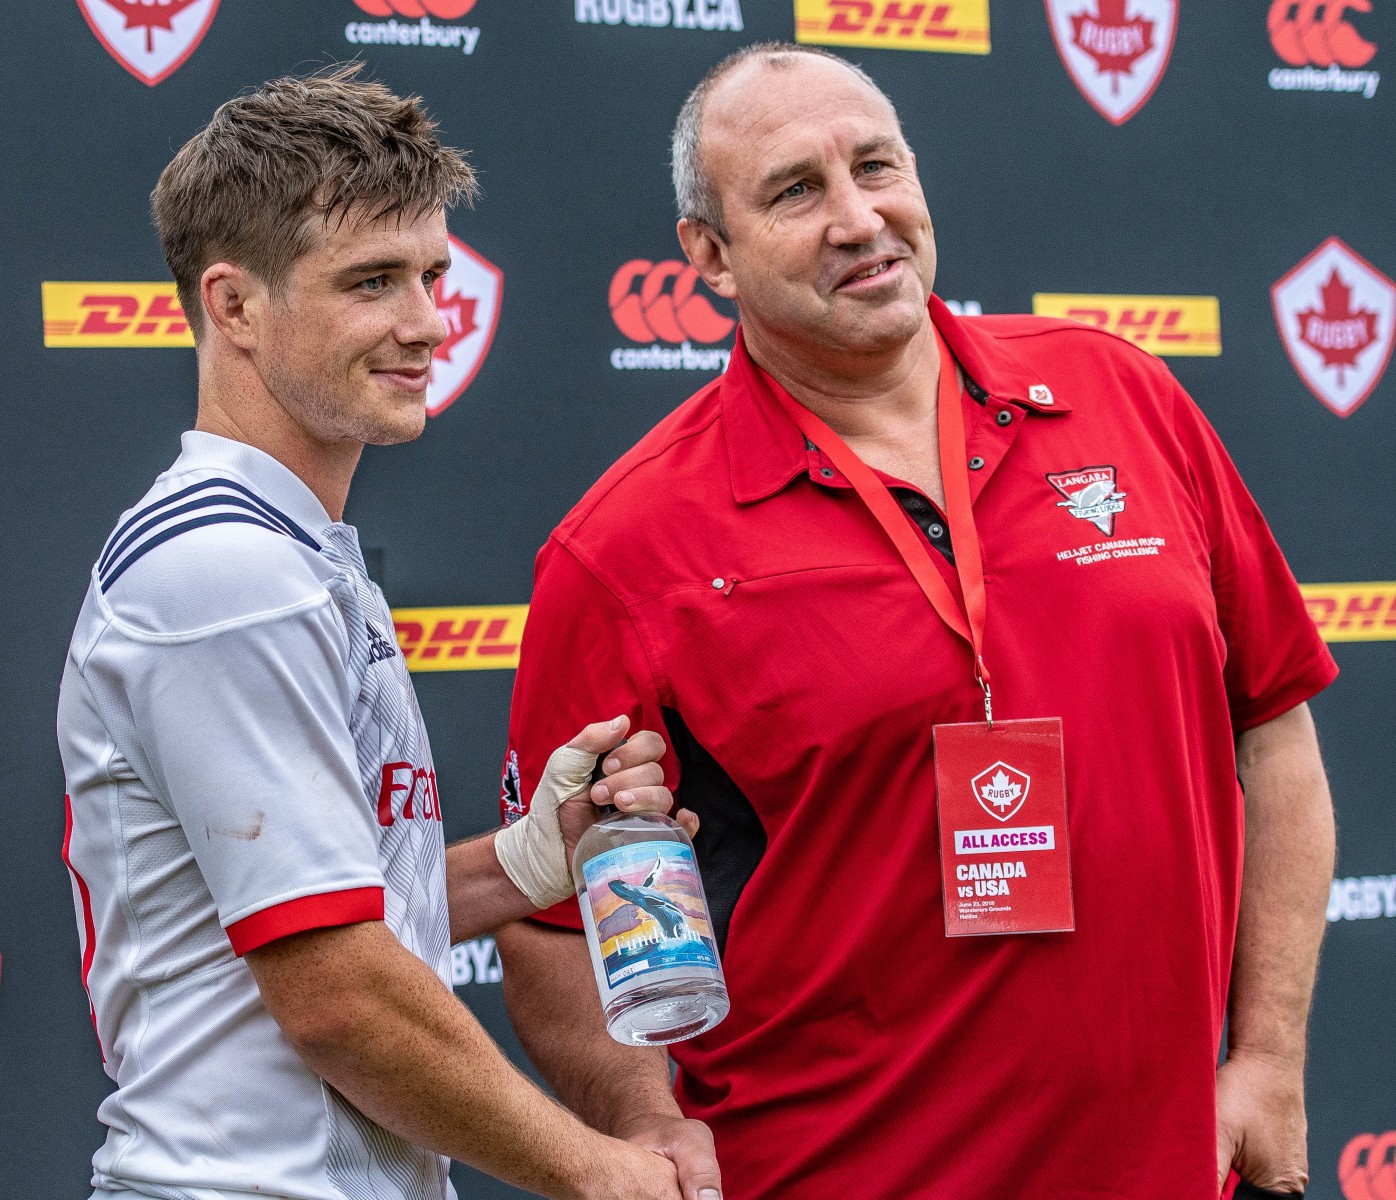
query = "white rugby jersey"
xmin=57 ymin=432 xmax=456 ymax=1200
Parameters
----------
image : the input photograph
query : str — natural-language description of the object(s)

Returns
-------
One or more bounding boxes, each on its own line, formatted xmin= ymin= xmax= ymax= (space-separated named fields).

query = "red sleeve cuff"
xmin=528 ymin=893 xmax=584 ymax=933
xmin=1230 ymin=651 xmax=1340 ymax=733
xmin=226 ymin=886 xmax=385 ymax=956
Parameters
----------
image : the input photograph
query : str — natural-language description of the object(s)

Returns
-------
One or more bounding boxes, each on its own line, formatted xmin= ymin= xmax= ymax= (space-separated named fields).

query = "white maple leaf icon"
xmin=981 ymin=770 xmax=1023 ymax=811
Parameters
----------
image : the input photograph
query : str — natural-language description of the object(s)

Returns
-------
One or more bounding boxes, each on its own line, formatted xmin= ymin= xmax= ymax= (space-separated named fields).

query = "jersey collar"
xmin=722 ymin=295 xmax=1070 ymax=506
xmin=176 ymin=431 xmax=335 ymax=535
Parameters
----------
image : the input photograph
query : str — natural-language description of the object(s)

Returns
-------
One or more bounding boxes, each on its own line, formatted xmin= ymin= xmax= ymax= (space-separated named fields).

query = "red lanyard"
xmin=767 ymin=324 xmax=995 ymax=723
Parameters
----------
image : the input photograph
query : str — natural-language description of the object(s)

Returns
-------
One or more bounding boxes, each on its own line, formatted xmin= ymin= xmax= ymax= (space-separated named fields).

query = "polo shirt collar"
xmin=722 ymin=294 xmax=1069 ymax=506
xmin=176 ymin=431 xmax=335 ymax=536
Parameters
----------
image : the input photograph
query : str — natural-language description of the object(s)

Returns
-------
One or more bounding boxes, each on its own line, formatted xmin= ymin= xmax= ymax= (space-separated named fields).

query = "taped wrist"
xmin=494 ymin=743 xmax=598 ymax=909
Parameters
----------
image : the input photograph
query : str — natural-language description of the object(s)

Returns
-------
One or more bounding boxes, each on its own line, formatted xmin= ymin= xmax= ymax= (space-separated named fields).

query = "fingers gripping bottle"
xmin=572 ymin=757 xmax=729 ymax=1046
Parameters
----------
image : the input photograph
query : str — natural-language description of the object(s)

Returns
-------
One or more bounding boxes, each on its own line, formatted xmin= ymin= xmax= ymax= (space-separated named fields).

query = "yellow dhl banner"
xmin=395 ymin=587 xmax=1390 ymax=674
xmin=1300 ymin=584 xmax=1396 ymax=643
xmin=43 ymin=282 xmax=194 ymax=348
xmin=1032 ymin=294 xmax=1222 ymax=357
xmin=393 ymin=606 xmax=528 ymax=671
xmin=794 ymin=0 xmax=990 ymax=55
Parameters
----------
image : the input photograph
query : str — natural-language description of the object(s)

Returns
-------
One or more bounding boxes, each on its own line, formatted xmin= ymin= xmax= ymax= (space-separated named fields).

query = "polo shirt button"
xmin=968 ymin=456 xmax=986 ymax=470
xmin=712 ymin=578 xmax=725 ymax=589
xmin=820 ymin=467 xmax=834 ymax=478
xmin=928 ymin=523 xmax=945 ymax=538
xmin=995 ymin=410 xmax=1012 ymax=426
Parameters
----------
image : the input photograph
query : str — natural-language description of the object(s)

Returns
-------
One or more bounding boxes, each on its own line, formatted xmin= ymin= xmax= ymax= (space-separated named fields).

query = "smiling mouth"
xmin=837 ymin=258 xmax=900 ymax=289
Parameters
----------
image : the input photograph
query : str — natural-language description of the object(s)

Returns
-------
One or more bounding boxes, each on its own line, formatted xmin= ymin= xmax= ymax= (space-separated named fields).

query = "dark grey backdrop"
xmin=2 ymin=3 xmax=1392 ymax=1198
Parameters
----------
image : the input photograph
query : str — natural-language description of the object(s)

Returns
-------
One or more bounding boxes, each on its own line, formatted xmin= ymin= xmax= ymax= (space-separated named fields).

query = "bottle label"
xmin=581 ymin=841 xmax=720 ymax=988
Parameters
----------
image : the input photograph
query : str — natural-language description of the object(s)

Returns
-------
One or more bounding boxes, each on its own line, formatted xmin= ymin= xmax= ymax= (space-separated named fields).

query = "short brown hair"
xmin=152 ymin=63 xmax=477 ymax=338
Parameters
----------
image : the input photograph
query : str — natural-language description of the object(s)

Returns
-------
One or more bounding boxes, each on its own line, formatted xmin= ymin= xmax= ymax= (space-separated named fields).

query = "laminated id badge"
xmin=934 ymin=718 xmax=1075 ymax=937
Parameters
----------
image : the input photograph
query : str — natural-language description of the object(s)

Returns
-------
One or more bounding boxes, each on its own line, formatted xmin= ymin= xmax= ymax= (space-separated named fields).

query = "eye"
xmin=421 ymin=270 xmax=440 ymax=292
xmin=778 ymin=180 xmax=808 ymax=201
xmin=360 ymin=275 xmax=387 ymax=294
xmin=860 ymin=160 xmax=886 ymax=175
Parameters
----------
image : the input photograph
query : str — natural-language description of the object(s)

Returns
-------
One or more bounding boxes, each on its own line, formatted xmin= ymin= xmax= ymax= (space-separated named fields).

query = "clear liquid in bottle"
xmin=572 ymin=810 xmax=730 ymax=1046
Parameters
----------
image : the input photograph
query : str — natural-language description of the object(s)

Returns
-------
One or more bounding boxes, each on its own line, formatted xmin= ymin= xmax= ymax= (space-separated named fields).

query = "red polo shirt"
xmin=503 ymin=297 xmax=1336 ymax=1200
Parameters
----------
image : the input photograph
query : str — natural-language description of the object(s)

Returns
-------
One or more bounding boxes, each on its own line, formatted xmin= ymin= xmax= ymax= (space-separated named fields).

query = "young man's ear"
xmin=201 ymin=263 xmax=265 ymax=351
xmin=678 ymin=219 xmax=737 ymax=301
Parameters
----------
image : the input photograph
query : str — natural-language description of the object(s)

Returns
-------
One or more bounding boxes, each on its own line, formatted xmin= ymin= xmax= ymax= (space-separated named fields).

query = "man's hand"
xmin=496 ymin=715 xmax=697 ymax=909
xmin=1216 ymin=1050 xmax=1309 ymax=1195
xmin=577 ymin=1138 xmax=686 ymax=1200
xmin=615 ymin=1113 xmax=723 ymax=1200
xmin=557 ymin=718 xmax=700 ymax=862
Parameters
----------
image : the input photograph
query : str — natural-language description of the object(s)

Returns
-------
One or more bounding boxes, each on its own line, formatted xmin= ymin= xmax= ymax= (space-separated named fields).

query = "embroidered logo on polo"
xmin=500 ymin=749 xmax=525 ymax=826
xmin=972 ymin=761 xmax=1031 ymax=822
xmin=1046 ymin=465 xmax=1127 ymax=535
xmin=366 ymin=620 xmax=398 ymax=664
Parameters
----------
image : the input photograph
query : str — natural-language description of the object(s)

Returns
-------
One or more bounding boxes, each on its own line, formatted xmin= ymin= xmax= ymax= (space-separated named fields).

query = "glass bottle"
xmin=572 ymin=809 xmax=730 ymax=1046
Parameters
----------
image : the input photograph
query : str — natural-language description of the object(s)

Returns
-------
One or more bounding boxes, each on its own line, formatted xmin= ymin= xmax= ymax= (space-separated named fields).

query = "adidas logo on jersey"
xmin=367 ymin=620 xmax=399 ymax=664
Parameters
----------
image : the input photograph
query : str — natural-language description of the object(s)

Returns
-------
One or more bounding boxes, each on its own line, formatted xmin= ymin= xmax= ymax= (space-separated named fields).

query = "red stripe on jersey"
xmin=225 ymin=887 xmax=385 ymax=956
xmin=61 ymin=794 xmax=104 ymax=1060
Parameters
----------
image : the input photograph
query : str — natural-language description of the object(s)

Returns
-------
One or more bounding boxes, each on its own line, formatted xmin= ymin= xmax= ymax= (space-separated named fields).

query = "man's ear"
xmin=201 ymin=262 xmax=265 ymax=351
xmin=678 ymin=219 xmax=737 ymax=301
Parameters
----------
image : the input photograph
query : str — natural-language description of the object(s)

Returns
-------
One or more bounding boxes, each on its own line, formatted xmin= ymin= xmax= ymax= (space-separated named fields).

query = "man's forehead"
xmin=308 ymin=204 xmax=449 ymax=265
xmin=703 ymin=55 xmax=900 ymax=169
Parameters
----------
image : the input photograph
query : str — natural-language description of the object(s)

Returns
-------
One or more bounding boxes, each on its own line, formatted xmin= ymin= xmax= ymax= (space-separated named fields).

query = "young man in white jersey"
xmin=57 ymin=66 xmax=700 ymax=1200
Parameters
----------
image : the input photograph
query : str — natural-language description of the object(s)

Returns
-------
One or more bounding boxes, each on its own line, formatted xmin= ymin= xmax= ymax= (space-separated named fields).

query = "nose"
xmin=825 ymin=171 xmax=884 ymax=247
xmin=400 ymin=277 xmax=448 ymax=350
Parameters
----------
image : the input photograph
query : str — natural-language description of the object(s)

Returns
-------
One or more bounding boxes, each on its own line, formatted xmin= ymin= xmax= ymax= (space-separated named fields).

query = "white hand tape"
xmin=494 ymin=743 xmax=599 ymax=909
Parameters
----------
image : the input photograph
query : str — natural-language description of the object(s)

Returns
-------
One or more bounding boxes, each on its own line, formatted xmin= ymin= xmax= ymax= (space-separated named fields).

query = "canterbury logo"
xmin=1267 ymin=0 xmax=1376 ymax=68
xmin=1338 ymin=1131 xmax=1396 ymax=1200
xmin=608 ymin=259 xmax=735 ymax=345
xmin=352 ymin=0 xmax=477 ymax=14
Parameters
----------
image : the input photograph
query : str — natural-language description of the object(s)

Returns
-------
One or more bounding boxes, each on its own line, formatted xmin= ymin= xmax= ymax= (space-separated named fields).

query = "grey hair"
xmin=671 ymin=41 xmax=900 ymax=242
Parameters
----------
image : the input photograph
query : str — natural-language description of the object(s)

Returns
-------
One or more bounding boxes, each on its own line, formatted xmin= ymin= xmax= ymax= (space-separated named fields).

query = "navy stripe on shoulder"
xmin=99 ymin=476 xmax=319 ymax=572
xmin=100 ymin=513 xmax=296 ymax=593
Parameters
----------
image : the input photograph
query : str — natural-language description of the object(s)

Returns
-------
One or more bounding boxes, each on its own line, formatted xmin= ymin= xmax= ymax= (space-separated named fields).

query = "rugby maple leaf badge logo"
xmin=432 ymin=279 xmax=479 ymax=366
xmin=1296 ymin=270 xmax=1379 ymax=385
xmin=971 ymin=761 xmax=1031 ymax=822
xmin=78 ymin=0 xmax=220 ymax=86
xmin=1070 ymin=0 xmax=1154 ymax=87
xmin=1272 ymin=237 xmax=1396 ymax=418
xmin=425 ymin=233 xmax=503 ymax=418
xmin=1045 ymin=0 xmax=1178 ymax=125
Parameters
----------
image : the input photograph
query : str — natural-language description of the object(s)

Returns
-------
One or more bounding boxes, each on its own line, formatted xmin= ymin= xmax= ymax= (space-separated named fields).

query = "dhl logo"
xmin=794 ymin=0 xmax=990 ymax=55
xmin=1301 ymin=583 xmax=1396 ymax=643
xmin=1032 ymin=293 xmax=1222 ymax=357
xmin=393 ymin=605 xmax=527 ymax=671
xmin=391 ymin=585 xmax=1392 ymax=673
xmin=43 ymin=283 xmax=193 ymax=348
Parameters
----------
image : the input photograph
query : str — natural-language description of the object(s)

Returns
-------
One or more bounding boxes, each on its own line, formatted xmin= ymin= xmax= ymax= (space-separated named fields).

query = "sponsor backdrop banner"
xmin=2 ymin=2 xmax=1392 ymax=1197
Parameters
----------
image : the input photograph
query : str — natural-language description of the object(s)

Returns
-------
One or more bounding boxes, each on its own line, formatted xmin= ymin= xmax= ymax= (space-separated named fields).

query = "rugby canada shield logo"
xmin=972 ymin=762 xmax=1031 ymax=823
xmin=1044 ymin=0 xmax=1178 ymax=125
xmin=427 ymin=233 xmax=503 ymax=418
xmin=1271 ymin=237 xmax=1395 ymax=418
xmin=1047 ymin=466 xmax=1127 ymax=535
xmin=77 ymin=0 xmax=220 ymax=87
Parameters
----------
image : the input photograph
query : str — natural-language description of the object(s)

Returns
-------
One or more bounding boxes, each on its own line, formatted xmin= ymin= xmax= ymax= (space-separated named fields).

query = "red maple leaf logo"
xmin=432 ymin=277 xmax=478 ymax=366
xmin=1070 ymin=0 xmax=1155 ymax=93
xmin=102 ymin=0 xmax=204 ymax=53
xmin=1296 ymin=269 xmax=1379 ymax=384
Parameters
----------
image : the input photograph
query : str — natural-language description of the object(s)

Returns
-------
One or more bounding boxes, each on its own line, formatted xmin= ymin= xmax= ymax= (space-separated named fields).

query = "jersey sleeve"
xmin=106 ymin=596 xmax=385 ymax=954
xmin=1170 ymin=380 xmax=1338 ymax=730
xmin=502 ymin=535 xmax=677 ymax=931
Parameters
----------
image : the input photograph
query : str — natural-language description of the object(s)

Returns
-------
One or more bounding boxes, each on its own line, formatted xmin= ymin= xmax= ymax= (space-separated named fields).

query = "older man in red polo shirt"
xmin=494 ymin=42 xmax=1337 ymax=1200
